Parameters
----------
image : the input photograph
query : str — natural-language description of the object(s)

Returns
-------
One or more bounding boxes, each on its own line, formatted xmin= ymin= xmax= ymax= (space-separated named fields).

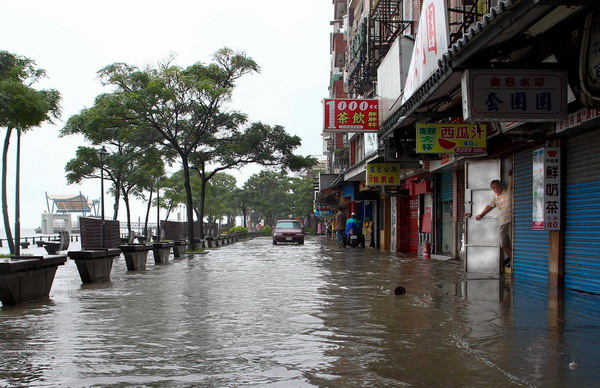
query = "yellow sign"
xmin=366 ymin=163 xmax=401 ymax=186
xmin=416 ymin=123 xmax=487 ymax=154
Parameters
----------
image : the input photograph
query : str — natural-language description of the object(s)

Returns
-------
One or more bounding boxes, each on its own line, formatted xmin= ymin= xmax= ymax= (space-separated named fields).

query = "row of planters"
xmin=0 ymin=218 xmax=246 ymax=307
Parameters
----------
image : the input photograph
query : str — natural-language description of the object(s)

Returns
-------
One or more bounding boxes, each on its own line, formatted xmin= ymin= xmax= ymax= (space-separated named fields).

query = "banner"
xmin=416 ymin=123 xmax=486 ymax=154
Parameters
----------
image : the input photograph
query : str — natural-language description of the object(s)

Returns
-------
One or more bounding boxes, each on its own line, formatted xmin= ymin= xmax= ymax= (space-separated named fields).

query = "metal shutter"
xmin=440 ymin=171 xmax=453 ymax=202
xmin=564 ymin=131 xmax=600 ymax=294
xmin=514 ymin=149 xmax=549 ymax=285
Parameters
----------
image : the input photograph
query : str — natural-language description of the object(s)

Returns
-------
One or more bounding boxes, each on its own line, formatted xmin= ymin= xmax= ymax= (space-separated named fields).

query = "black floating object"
xmin=394 ymin=286 xmax=406 ymax=295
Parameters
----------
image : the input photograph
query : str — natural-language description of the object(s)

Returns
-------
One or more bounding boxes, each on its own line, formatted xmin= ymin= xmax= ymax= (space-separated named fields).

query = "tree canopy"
xmin=0 ymin=51 xmax=61 ymax=254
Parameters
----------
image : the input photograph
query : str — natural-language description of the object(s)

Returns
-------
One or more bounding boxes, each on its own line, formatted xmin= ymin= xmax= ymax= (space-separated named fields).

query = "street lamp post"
xmin=98 ymin=146 xmax=109 ymax=249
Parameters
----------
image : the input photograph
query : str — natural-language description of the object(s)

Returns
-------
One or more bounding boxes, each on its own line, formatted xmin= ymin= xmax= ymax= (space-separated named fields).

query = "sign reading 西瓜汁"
xmin=323 ymin=98 xmax=379 ymax=132
xmin=366 ymin=163 xmax=401 ymax=186
xmin=416 ymin=123 xmax=487 ymax=154
xmin=462 ymin=69 xmax=568 ymax=121
xmin=532 ymin=147 xmax=561 ymax=230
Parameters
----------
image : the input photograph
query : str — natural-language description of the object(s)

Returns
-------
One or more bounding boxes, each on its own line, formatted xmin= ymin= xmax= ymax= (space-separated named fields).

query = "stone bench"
xmin=118 ymin=244 xmax=153 ymax=271
xmin=68 ymin=249 xmax=122 ymax=283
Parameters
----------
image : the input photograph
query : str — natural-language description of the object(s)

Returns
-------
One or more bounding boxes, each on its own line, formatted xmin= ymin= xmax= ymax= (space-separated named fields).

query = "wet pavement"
xmin=1 ymin=236 xmax=599 ymax=387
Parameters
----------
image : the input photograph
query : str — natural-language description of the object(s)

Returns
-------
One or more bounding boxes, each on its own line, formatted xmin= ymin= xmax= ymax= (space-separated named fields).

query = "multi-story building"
xmin=318 ymin=0 xmax=600 ymax=295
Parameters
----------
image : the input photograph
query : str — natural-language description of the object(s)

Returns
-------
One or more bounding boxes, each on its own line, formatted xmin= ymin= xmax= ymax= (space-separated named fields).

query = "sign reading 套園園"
xmin=462 ymin=69 xmax=568 ymax=121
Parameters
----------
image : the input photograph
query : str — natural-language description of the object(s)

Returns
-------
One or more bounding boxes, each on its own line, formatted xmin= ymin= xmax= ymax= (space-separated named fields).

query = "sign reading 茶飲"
xmin=323 ymin=98 xmax=379 ymax=132
xmin=416 ymin=123 xmax=487 ymax=154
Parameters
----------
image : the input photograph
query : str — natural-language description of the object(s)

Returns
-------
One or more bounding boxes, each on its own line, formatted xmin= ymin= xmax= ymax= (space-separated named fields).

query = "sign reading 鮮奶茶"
xmin=532 ymin=147 xmax=561 ymax=230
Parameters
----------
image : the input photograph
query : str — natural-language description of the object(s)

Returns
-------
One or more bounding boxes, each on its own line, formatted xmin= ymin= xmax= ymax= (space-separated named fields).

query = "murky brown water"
xmin=1 ymin=236 xmax=599 ymax=387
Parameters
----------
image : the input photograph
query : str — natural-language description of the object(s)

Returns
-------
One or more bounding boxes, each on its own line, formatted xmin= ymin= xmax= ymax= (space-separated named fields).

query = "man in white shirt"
xmin=475 ymin=170 xmax=513 ymax=267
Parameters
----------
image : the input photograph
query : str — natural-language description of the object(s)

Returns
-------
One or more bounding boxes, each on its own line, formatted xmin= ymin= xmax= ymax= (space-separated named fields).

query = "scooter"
xmin=346 ymin=222 xmax=365 ymax=248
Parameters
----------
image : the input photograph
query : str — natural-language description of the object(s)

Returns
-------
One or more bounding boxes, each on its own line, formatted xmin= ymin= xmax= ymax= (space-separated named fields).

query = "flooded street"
xmin=1 ymin=236 xmax=599 ymax=387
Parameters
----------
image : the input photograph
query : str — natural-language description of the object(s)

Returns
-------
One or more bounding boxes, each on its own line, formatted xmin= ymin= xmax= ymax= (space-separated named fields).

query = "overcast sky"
xmin=1 ymin=0 xmax=331 ymax=229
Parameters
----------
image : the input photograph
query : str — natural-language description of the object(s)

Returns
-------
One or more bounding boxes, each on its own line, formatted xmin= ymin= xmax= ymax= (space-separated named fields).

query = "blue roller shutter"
xmin=513 ymin=149 xmax=549 ymax=285
xmin=564 ymin=131 xmax=600 ymax=294
xmin=440 ymin=171 xmax=453 ymax=202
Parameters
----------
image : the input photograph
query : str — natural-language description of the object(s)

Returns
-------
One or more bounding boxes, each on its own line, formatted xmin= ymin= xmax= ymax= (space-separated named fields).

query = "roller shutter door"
xmin=565 ymin=131 xmax=600 ymax=294
xmin=513 ymin=150 xmax=549 ymax=284
xmin=440 ymin=171 xmax=453 ymax=202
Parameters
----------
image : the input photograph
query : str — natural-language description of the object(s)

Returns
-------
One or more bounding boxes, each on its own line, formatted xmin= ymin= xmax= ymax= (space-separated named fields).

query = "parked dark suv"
xmin=272 ymin=219 xmax=304 ymax=245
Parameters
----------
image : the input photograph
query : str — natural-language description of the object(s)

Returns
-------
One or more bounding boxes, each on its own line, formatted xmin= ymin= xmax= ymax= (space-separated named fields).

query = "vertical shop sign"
xmin=532 ymin=147 xmax=561 ymax=230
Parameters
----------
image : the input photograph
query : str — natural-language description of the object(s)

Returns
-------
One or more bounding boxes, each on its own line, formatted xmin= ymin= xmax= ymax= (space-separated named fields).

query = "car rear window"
xmin=276 ymin=221 xmax=302 ymax=229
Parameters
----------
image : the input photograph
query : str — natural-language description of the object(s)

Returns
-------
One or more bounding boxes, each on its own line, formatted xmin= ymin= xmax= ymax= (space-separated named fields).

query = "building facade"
xmin=317 ymin=0 xmax=600 ymax=295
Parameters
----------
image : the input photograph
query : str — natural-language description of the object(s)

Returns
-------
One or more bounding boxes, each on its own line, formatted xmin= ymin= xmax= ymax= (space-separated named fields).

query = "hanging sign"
xmin=314 ymin=203 xmax=333 ymax=217
xmin=366 ymin=163 xmax=401 ymax=186
xmin=532 ymin=147 xmax=561 ymax=230
xmin=462 ymin=69 xmax=568 ymax=121
xmin=416 ymin=123 xmax=487 ymax=154
xmin=323 ymin=98 xmax=379 ymax=132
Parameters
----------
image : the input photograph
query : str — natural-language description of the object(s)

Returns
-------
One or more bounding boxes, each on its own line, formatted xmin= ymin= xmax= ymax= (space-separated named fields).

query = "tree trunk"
xmin=122 ymin=188 xmax=132 ymax=236
xmin=144 ymin=189 xmax=153 ymax=238
xmin=113 ymin=177 xmax=121 ymax=220
xmin=2 ymin=127 xmax=15 ymax=254
xmin=198 ymin=176 xmax=208 ymax=240
xmin=181 ymin=156 xmax=196 ymax=248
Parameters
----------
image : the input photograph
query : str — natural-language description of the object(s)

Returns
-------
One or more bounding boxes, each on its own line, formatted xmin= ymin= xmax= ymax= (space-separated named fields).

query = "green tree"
xmin=92 ymin=48 xmax=259 ymax=248
xmin=288 ymin=176 xmax=315 ymax=220
xmin=0 ymin=51 xmax=60 ymax=254
xmin=202 ymin=172 xmax=237 ymax=225
xmin=243 ymin=170 xmax=292 ymax=227
xmin=189 ymin=121 xmax=316 ymax=237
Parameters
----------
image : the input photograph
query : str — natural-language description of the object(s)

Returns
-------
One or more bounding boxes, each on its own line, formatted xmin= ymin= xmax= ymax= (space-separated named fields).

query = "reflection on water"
xmin=1 ymin=237 xmax=599 ymax=387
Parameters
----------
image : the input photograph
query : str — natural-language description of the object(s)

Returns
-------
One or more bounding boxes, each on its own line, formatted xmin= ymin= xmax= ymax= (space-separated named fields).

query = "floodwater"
xmin=1 ymin=236 xmax=599 ymax=387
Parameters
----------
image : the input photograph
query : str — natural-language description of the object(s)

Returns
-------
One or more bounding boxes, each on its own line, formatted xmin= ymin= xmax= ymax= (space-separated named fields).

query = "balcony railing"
xmin=344 ymin=0 xmax=501 ymax=95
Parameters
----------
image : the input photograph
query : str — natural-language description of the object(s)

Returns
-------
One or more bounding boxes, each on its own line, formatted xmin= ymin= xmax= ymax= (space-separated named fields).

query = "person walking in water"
xmin=335 ymin=206 xmax=347 ymax=248
xmin=474 ymin=170 xmax=513 ymax=267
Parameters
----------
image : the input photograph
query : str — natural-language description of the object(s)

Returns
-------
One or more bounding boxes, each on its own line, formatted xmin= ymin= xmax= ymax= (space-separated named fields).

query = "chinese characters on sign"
xmin=532 ymin=147 xmax=561 ymax=230
xmin=366 ymin=163 xmax=401 ymax=186
xmin=416 ymin=123 xmax=487 ymax=154
xmin=314 ymin=203 xmax=333 ymax=217
xmin=462 ymin=69 xmax=568 ymax=122
xmin=323 ymin=99 xmax=379 ymax=132
xmin=556 ymin=107 xmax=600 ymax=133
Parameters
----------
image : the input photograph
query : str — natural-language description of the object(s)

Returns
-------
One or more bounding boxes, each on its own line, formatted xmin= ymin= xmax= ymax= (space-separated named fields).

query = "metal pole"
xmin=100 ymin=161 xmax=105 ymax=249
xmin=14 ymin=131 xmax=21 ymax=257
xmin=98 ymin=146 xmax=108 ymax=249
xmin=156 ymin=180 xmax=160 ymax=242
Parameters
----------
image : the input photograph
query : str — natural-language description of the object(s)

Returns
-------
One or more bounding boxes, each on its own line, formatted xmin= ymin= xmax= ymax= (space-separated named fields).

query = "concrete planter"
xmin=152 ymin=242 xmax=174 ymax=264
xmin=68 ymin=249 xmax=121 ymax=283
xmin=118 ymin=244 xmax=153 ymax=271
xmin=172 ymin=241 xmax=188 ymax=258
xmin=0 ymin=255 xmax=67 ymax=306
